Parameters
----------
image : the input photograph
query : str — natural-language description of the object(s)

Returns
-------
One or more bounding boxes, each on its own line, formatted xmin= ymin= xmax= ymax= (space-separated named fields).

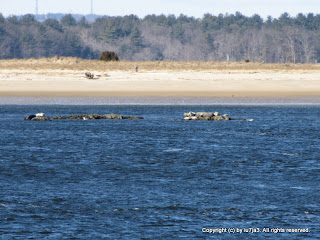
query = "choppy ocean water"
xmin=0 ymin=104 xmax=319 ymax=239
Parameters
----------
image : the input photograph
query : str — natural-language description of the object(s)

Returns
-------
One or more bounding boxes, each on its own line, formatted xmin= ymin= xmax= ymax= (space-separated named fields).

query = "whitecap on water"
xmin=163 ymin=148 xmax=184 ymax=152
xmin=282 ymin=152 xmax=296 ymax=156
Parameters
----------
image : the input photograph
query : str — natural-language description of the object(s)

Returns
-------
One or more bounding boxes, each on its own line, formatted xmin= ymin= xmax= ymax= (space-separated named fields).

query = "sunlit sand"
xmin=1 ymin=57 xmax=320 ymax=98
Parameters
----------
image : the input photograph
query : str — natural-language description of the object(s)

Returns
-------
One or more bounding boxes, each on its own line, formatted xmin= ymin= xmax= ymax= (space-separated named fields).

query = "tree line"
xmin=1 ymin=12 xmax=320 ymax=63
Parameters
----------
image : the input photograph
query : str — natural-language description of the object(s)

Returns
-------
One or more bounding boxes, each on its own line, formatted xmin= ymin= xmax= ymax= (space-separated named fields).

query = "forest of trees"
xmin=1 ymin=12 xmax=320 ymax=63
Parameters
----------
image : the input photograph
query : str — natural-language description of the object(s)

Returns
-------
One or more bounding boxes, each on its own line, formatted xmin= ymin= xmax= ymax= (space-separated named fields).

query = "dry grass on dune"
xmin=1 ymin=57 xmax=320 ymax=72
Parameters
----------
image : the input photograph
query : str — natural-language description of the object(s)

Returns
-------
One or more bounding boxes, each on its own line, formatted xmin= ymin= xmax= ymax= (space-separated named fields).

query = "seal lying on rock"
xmin=24 ymin=112 xmax=51 ymax=121
xmin=24 ymin=115 xmax=51 ymax=121
xmin=36 ymin=113 xmax=45 ymax=117
xmin=182 ymin=111 xmax=253 ymax=121
xmin=24 ymin=115 xmax=36 ymax=120
xmin=184 ymin=112 xmax=196 ymax=117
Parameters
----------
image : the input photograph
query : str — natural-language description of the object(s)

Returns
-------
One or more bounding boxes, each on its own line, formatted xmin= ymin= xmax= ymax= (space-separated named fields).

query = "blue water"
xmin=0 ymin=105 xmax=319 ymax=239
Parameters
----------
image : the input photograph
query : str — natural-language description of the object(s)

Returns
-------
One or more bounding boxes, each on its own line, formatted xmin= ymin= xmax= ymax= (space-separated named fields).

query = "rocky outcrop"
xmin=32 ymin=116 xmax=52 ymax=121
xmin=183 ymin=111 xmax=230 ymax=121
xmin=51 ymin=114 xmax=143 ymax=120
xmin=25 ymin=113 xmax=143 ymax=121
xmin=183 ymin=111 xmax=253 ymax=121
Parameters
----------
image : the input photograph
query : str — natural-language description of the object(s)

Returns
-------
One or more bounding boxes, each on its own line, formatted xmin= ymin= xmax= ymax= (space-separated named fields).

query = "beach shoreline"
xmin=1 ymin=58 xmax=320 ymax=99
xmin=1 ymin=90 xmax=320 ymax=98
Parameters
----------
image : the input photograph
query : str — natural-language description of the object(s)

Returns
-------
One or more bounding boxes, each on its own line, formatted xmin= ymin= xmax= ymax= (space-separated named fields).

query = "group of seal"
xmin=182 ymin=111 xmax=254 ymax=121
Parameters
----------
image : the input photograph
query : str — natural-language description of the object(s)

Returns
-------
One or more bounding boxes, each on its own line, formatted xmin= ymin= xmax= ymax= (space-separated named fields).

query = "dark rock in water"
xmin=24 ymin=115 xmax=36 ymax=120
xmin=182 ymin=111 xmax=251 ymax=121
xmin=26 ymin=113 xmax=143 ymax=121
xmin=51 ymin=114 xmax=143 ymax=120
xmin=104 ymin=114 xmax=123 ymax=119
xmin=123 ymin=116 xmax=144 ymax=120
xmin=30 ymin=116 xmax=51 ymax=121
xmin=51 ymin=116 xmax=72 ymax=120
xmin=213 ymin=115 xmax=230 ymax=121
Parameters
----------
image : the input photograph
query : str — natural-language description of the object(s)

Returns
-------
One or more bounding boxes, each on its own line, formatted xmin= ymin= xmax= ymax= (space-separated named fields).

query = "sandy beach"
xmin=1 ymin=57 xmax=320 ymax=98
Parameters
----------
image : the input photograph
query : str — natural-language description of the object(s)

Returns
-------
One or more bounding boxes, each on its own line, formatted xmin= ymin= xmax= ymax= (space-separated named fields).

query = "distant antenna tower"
xmin=35 ymin=0 xmax=38 ymax=15
xmin=91 ymin=0 xmax=93 ymax=15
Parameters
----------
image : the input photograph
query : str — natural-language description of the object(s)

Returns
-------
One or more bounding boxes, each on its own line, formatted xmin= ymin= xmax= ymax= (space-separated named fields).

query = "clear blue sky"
xmin=1 ymin=0 xmax=320 ymax=19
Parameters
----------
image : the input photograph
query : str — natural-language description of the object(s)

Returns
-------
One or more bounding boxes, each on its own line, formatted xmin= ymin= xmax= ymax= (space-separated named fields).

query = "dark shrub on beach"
xmin=99 ymin=51 xmax=119 ymax=61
